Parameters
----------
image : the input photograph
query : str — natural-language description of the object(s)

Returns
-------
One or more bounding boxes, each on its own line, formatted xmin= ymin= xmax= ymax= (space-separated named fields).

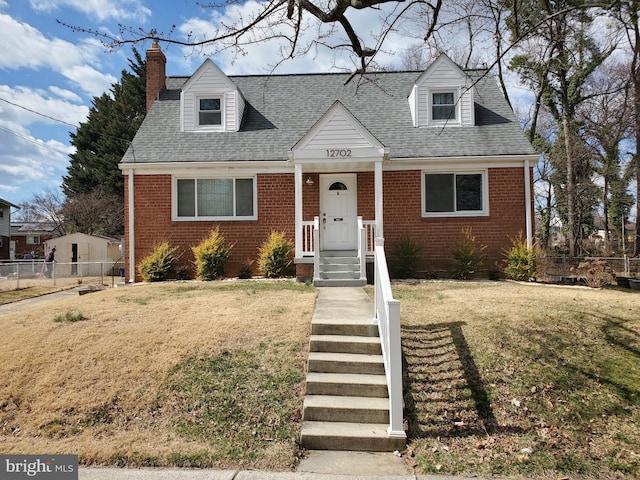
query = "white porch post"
xmin=524 ymin=159 xmax=533 ymax=248
xmin=127 ymin=169 xmax=135 ymax=283
xmin=295 ymin=163 xmax=303 ymax=258
xmin=375 ymin=160 xmax=384 ymax=238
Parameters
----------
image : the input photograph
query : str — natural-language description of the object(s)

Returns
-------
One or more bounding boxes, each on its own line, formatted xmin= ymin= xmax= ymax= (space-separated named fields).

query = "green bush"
xmin=192 ymin=228 xmax=234 ymax=281
xmin=53 ymin=311 xmax=86 ymax=323
xmin=451 ymin=227 xmax=487 ymax=280
xmin=391 ymin=234 xmax=421 ymax=279
xmin=258 ymin=231 xmax=294 ymax=278
xmin=502 ymin=232 xmax=538 ymax=281
xmin=138 ymin=242 xmax=181 ymax=282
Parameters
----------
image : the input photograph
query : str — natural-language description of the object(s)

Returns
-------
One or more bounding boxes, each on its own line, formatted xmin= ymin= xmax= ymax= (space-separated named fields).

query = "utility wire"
xmin=0 ymin=96 xmax=80 ymax=128
xmin=0 ymin=96 xmax=136 ymax=148
xmin=0 ymin=125 xmax=71 ymax=156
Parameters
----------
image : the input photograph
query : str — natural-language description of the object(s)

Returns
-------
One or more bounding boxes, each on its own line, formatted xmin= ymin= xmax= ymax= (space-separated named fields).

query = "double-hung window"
xmin=423 ymin=171 xmax=487 ymax=217
xmin=431 ymin=91 xmax=456 ymax=122
xmin=27 ymin=235 xmax=40 ymax=245
xmin=198 ymin=97 xmax=222 ymax=127
xmin=176 ymin=177 xmax=256 ymax=220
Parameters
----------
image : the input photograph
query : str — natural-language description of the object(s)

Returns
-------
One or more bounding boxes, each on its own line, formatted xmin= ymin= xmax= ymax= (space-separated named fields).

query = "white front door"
xmin=320 ymin=174 xmax=357 ymax=251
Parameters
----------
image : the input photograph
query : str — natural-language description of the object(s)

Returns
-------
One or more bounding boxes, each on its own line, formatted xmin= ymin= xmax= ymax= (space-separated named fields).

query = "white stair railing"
xmin=313 ymin=216 xmax=320 ymax=283
xmin=373 ymin=237 xmax=406 ymax=440
xmin=357 ymin=217 xmax=366 ymax=282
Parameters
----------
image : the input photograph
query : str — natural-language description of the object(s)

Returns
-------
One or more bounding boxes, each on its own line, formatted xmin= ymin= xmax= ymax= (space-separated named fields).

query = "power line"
xmin=0 ymin=96 xmax=80 ymax=128
xmin=0 ymin=95 xmax=136 ymax=149
xmin=0 ymin=125 xmax=71 ymax=156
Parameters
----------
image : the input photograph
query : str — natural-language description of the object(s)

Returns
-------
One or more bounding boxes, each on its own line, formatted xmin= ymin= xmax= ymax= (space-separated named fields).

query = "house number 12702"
xmin=326 ymin=149 xmax=352 ymax=158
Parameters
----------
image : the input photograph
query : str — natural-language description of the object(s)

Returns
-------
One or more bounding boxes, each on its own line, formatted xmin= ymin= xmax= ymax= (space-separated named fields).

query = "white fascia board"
xmin=118 ymin=160 xmax=293 ymax=175
xmin=384 ymin=154 xmax=540 ymax=170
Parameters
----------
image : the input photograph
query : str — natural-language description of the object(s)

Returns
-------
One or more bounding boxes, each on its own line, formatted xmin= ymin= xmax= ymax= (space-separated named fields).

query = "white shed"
xmin=45 ymin=233 xmax=123 ymax=276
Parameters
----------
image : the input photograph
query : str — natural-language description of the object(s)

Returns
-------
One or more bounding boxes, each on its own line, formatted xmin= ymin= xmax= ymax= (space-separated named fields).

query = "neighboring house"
xmin=10 ymin=222 xmax=57 ymax=259
xmin=44 ymin=232 xmax=123 ymax=276
xmin=0 ymin=198 xmax=19 ymax=260
xmin=119 ymin=43 xmax=537 ymax=283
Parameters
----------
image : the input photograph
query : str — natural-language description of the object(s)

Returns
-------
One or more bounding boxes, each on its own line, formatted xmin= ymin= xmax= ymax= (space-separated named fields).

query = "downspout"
xmin=128 ymin=168 xmax=135 ymax=283
xmin=524 ymin=159 xmax=533 ymax=248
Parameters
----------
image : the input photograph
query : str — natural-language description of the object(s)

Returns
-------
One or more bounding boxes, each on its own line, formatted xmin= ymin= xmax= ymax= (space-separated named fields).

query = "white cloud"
xmin=29 ymin=0 xmax=151 ymax=22
xmin=49 ymin=86 xmax=83 ymax=103
xmin=0 ymin=13 xmax=117 ymax=97
xmin=0 ymin=85 xmax=89 ymax=127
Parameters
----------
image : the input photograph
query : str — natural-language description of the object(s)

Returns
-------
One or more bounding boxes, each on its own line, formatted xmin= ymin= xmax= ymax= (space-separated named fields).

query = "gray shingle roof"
xmin=121 ymin=70 xmax=536 ymax=164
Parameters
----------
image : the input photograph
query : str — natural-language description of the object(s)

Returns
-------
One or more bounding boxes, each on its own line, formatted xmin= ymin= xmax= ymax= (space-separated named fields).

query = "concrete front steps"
xmin=300 ymin=288 xmax=406 ymax=452
xmin=313 ymin=251 xmax=366 ymax=287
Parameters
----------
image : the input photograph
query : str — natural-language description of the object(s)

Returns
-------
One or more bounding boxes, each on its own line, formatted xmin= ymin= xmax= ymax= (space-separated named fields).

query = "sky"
xmin=0 ymin=0 xmax=533 ymax=212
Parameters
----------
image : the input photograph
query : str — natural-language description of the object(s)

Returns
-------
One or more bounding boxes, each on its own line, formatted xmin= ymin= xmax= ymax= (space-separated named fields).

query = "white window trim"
xmin=195 ymin=94 xmax=225 ymax=132
xmin=428 ymin=88 xmax=461 ymax=126
xmin=27 ymin=235 xmax=40 ymax=245
xmin=421 ymin=169 xmax=489 ymax=218
xmin=172 ymin=176 xmax=258 ymax=221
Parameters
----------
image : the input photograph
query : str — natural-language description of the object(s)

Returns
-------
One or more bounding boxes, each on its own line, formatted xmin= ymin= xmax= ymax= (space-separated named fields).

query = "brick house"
xmin=119 ymin=43 xmax=537 ymax=284
xmin=10 ymin=222 xmax=57 ymax=259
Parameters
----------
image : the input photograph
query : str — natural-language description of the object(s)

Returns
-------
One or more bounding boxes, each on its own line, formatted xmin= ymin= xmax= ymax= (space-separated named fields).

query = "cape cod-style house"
xmin=119 ymin=43 xmax=537 ymax=284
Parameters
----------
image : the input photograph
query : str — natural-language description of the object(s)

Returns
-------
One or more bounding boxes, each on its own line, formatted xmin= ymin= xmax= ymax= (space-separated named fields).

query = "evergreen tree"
xmin=63 ymin=49 xmax=146 ymax=196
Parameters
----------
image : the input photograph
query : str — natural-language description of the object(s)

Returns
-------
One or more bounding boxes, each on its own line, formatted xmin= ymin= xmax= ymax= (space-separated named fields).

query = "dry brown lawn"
xmin=395 ymin=280 xmax=640 ymax=479
xmin=0 ymin=281 xmax=316 ymax=470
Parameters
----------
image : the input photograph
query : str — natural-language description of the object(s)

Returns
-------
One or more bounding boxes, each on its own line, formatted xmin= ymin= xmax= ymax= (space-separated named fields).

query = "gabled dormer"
xmin=408 ymin=54 xmax=475 ymax=127
xmin=180 ymin=59 xmax=245 ymax=132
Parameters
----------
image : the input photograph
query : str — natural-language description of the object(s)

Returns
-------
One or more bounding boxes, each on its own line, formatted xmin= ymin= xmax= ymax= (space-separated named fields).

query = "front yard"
xmin=398 ymin=280 xmax=640 ymax=478
xmin=1 ymin=279 xmax=638 ymax=478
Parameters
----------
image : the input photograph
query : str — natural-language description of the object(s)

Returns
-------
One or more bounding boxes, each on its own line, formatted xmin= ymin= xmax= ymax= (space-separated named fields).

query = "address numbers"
xmin=326 ymin=149 xmax=352 ymax=158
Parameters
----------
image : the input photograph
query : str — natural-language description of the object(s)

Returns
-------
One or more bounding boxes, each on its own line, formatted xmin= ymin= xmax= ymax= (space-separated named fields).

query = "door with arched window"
xmin=320 ymin=174 xmax=357 ymax=251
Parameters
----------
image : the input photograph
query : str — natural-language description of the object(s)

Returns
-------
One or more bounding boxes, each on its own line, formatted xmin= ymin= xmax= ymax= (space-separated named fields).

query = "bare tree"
xmin=15 ymin=188 xmax=67 ymax=237
xmin=580 ymin=62 xmax=634 ymax=252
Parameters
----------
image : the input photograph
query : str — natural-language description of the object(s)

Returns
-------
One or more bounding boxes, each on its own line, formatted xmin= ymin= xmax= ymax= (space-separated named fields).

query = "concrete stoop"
xmin=313 ymin=252 xmax=366 ymax=287
xmin=300 ymin=287 xmax=406 ymax=452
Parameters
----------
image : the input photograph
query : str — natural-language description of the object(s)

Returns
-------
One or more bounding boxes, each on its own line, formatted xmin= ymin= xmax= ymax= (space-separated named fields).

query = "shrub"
xmin=53 ymin=311 xmax=86 ymax=323
xmin=192 ymin=228 xmax=234 ymax=281
xmin=138 ymin=242 xmax=181 ymax=282
xmin=451 ymin=227 xmax=487 ymax=280
xmin=391 ymin=234 xmax=421 ymax=279
xmin=572 ymin=258 xmax=616 ymax=288
xmin=238 ymin=259 xmax=255 ymax=279
xmin=503 ymin=232 xmax=538 ymax=281
xmin=258 ymin=231 xmax=294 ymax=278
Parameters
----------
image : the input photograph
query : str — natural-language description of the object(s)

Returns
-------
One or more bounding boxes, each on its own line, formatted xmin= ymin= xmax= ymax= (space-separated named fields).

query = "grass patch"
xmin=163 ymin=342 xmax=304 ymax=466
xmin=397 ymin=280 xmax=640 ymax=479
xmin=0 ymin=280 xmax=314 ymax=470
xmin=53 ymin=311 xmax=86 ymax=323
xmin=0 ymin=286 xmax=74 ymax=305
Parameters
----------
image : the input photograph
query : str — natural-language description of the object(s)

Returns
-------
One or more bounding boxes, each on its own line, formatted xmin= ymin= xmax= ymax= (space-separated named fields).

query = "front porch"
xmin=298 ymin=218 xmax=376 ymax=286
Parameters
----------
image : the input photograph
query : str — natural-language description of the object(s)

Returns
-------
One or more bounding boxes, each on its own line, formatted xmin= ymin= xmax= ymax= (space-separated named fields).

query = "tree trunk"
xmin=562 ymin=113 xmax=577 ymax=257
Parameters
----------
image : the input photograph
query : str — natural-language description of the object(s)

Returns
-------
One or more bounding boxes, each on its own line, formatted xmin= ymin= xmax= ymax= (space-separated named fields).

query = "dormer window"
xmin=431 ymin=92 xmax=456 ymax=121
xmin=199 ymin=97 xmax=222 ymax=126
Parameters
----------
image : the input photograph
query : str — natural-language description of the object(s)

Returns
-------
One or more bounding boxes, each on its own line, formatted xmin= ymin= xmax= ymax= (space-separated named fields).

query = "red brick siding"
xmin=125 ymin=173 xmax=295 ymax=281
xmin=382 ymin=168 xmax=532 ymax=273
xmin=125 ymin=166 xmax=532 ymax=280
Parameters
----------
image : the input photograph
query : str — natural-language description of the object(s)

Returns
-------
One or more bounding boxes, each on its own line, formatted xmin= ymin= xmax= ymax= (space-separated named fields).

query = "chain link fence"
xmin=0 ymin=260 xmax=125 ymax=291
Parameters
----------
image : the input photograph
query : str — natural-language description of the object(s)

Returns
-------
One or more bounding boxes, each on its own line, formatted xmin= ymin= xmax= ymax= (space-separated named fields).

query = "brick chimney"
xmin=146 ymin=41 xmax=166 ymax=113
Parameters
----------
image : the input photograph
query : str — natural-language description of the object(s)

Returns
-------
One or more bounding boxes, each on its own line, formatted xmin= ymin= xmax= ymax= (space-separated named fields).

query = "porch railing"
xmin=357 ymin=218 xmax=366 ymax=281
xmin=373 ymin=237 xmax=406 ymax=440
xmin=300 ymin=219 xmax=376 ymax=256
